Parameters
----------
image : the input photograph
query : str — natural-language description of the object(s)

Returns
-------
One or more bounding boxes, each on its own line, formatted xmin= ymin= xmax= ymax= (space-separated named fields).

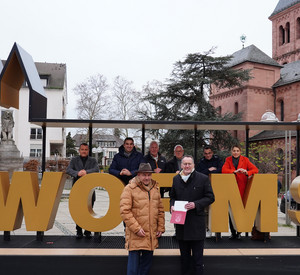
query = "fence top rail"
xmin=30 ymin=118 xmax=300 ymax=131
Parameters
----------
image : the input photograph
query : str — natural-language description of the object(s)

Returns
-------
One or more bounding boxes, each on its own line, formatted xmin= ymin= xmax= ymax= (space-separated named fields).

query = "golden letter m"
xmin=210 ymin=174 xmax=277 ymax=233
xmin=0 ymin=171 xmax=66 ymax=231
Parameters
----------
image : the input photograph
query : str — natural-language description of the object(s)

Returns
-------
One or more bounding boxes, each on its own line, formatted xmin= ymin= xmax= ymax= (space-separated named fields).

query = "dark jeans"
xmin=229 ymin=216 xmax=240 ymax=236
xmin=76 ymin=191 xmax=95 ymax=234
xmin=178 ymin=239 xmax=204 ymax=275
xmin=127 ymin=250 xmax=153 ymax=275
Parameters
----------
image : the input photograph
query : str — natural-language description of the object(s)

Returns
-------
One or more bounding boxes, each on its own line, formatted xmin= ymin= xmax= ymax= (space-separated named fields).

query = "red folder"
xmin=170 ymin=211 xmax=187 ymax=224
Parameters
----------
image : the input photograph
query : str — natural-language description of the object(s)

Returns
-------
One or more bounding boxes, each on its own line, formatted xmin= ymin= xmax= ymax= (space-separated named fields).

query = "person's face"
xmin=150 ymin=142 xmax=159 ymax=157
xmin=79 ymin=145 xmax=89 ymax=157
xmin=203 ymin=149 xmax=213 ymax=160
xmin=174 ymin=146 xmax=184 ymax=160
xmin=231 ymin=147 xmax=241 ymax=158
xmin=181 ymin=157 xmax=194 ymax=175
xmin=124 ymin=139 xmax=134 ymax=153
xmin=138 ymin=172 xmax=152 ymax=185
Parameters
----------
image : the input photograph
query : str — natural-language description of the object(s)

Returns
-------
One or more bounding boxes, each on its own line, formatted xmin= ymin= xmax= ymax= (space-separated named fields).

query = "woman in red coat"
xmin=222 ymin=144 xmax=259 ymax=239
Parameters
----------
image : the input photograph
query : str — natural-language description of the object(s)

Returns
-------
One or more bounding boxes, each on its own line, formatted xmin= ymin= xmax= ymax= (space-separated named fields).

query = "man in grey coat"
xmin=66 ymin=143 xmax=99 ymax=239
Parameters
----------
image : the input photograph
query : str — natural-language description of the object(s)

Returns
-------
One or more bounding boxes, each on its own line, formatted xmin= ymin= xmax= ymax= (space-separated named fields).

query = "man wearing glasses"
xmin=166 ymin=144 xmax=184 ymax=174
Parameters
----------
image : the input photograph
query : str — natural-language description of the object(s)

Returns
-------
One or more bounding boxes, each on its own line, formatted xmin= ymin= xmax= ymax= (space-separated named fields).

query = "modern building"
xmin=0 ymin=61 xmax=67 ymax=159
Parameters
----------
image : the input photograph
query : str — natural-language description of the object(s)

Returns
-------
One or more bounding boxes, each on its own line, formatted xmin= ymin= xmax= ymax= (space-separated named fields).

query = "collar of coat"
xmin=180 ymin=168 xmax=195 ymax=182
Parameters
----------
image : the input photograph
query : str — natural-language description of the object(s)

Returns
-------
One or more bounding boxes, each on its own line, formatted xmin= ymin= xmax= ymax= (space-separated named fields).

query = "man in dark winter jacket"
xmin=170 ymin=156 xmax=215 ymax=275
xmin=144 ymin=140 xmax=167 ymax=197
xmin=109 ymin=137 xmax=144 ymax=185
xmin=196 ymin=145 xmax=223 ymax=238
xmin=166 ymin=144 xmax=184 ymax=174
xmin=196 ymin=146 xmax=223 ymax=175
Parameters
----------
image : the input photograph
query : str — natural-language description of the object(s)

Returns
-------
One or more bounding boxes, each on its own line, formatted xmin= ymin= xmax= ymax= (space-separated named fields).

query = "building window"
xmin=285 ymin=22 xmax=290 ymax=43
xmin=234 ymin=102 xmax=238 ymax=114
xmin=30 ymin=128 xmax=43 ymax=139
xmin=276 ymin=148 xmax=284 ymax=167
xmin=280 ymin=100 xmax=284 ymax=121
xmin=279 ymin=25 xmax=285 ymax=45
xmin=297 ymin=18 xmax=300 ymax=39
xmin=109 ymin=151 xmax=116 ymax=158
xmin=97 ymin=141 xmax=116 ymax=147
xmin=30 ymin=148 xmax=42 ymax=157
xmin=40 ymin=75 xmax=49 ymax=87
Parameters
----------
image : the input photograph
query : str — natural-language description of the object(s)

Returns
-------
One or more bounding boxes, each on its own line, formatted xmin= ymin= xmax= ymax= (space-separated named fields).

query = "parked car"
xmin=280 ymin=191 xmax=297 ymax=214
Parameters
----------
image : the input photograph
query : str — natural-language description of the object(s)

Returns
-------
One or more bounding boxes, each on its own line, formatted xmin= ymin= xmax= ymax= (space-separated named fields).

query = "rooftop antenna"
xmin=240 ymin=34 xmax=247 ymax=49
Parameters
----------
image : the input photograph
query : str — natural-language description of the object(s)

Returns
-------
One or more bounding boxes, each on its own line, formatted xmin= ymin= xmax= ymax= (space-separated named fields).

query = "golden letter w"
xmin=0 ymin=171 xmax=65 ymax=231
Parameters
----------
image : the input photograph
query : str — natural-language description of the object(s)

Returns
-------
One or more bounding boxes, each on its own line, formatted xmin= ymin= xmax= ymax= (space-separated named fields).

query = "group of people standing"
xmin=66 ymin=138 xmax=259 ymax=275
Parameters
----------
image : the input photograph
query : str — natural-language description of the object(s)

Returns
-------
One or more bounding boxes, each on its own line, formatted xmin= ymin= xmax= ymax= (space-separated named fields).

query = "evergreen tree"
xmin=142 ymin=48 xmax=251 ymax=159
xmin=66 ymin=132 xmax=78 ymax=157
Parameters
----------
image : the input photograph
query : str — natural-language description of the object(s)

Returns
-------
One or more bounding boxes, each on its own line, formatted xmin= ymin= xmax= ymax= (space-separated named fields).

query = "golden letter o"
xmin=69 ymin=173 xmax=124 ymax=232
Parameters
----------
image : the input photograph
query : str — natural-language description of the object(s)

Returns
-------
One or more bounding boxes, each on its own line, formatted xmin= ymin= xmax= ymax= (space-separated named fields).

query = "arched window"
xmin=286 ymin=22 xmax=290 ymax=43
xmin=280 ymin=100 xmax=284 ymax=121
xmin=276 ymin=148 xmax=284 ymax=167
xmin=234 ymin=102 xmax=238 ymax=114
xmin=296 ymin=18 xmax=300 ymax=39
xmin=216 ymin=106 xmax=222 ymax=115
xmin=279 ymin=25 xmax=285 ymax=45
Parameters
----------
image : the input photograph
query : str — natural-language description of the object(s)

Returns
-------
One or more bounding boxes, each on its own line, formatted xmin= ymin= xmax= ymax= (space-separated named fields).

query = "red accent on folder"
xmin=170 ymin=211 xmax=187 ymax=224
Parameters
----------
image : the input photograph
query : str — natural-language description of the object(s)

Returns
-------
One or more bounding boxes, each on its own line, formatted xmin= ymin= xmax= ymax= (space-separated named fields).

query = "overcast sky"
xmin=0 ymin=0 xmax=277 ymax=119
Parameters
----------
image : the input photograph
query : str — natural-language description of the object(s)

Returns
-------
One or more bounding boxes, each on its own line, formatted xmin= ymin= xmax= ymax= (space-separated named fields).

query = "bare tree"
xmin=73 ymin=74 xmax=109 ymax=138
xmin=74 ymin=74 xmax=109 ymax=120
xmin=111 ymin=76 xmax=140 ymax=138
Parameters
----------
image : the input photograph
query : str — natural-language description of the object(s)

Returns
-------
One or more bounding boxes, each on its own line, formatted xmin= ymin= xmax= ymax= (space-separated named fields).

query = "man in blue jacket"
xmin=109 ymin=137 xmax=144 ymax=185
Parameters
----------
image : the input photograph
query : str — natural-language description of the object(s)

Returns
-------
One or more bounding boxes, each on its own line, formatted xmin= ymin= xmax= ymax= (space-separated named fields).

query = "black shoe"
xmin=236 ymin=233 xmax=241 ymax=240
xmin=84 ymin=231 xmax=92 ymax=239
xmin=229 ymin=234 xmax=236 ymax=240
xmin=76 ymin=232 xmax=83 ymax=239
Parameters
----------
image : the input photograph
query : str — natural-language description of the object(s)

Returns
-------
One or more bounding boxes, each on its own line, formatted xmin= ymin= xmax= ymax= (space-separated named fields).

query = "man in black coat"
xmin=196 ymin=145 xmax=223 ymax=238
xmin=170 ymin=156 xmax=215 ymax=275
xmin=144 ymin=140 xmax=167 ymax=197
xmin=166 ymin=144 xmax=184 ymax=173
xmin=195 ymin=146 xmax=223 ymax=175
xmin=66 ymin=143 xmax=99 ymax=239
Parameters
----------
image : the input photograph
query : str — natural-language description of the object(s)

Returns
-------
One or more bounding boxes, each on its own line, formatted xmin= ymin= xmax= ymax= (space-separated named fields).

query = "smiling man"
xmin=66 ymin=142 xmax=99 ymax=239
xmin=109 ymin=137 xmax=144 ymax=185
xmin=120 ymin=163 xmax=165 ymax=275
xmin=170 ymin=155 xmax=215 ymax=275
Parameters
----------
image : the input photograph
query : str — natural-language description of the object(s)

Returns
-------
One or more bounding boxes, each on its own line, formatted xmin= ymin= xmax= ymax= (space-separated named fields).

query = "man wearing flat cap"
xmin=120 ymin=163 xmax=165 ymax=275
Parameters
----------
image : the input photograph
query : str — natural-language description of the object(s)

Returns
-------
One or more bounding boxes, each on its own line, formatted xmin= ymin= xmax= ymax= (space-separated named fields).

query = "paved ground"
xmin=3 ymin=189 xmax=298 ymax=238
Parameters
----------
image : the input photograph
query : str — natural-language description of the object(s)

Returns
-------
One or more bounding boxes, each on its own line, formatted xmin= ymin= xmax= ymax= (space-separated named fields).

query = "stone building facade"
xmin=210 ymin=0 xmax=300 ymax=141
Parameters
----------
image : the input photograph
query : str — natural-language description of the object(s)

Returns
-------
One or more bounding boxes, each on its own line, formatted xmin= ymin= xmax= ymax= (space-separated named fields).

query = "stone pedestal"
xmin=0 ymin=140 xmax=24 ymax=177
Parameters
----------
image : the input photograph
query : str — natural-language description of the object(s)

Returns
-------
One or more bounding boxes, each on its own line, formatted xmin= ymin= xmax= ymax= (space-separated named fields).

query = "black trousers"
xmin=178 ymin=239 xmax=204 ymax=275
xmin=229 ymin=215 xmax=240 ymax=236
xmin=76 ymin=191 xmax=95 ymax=234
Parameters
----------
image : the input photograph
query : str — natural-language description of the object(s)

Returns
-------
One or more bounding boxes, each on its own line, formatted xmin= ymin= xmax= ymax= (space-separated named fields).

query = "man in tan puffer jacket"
xmin=120 ymin=163 xmax=165 ymax=275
